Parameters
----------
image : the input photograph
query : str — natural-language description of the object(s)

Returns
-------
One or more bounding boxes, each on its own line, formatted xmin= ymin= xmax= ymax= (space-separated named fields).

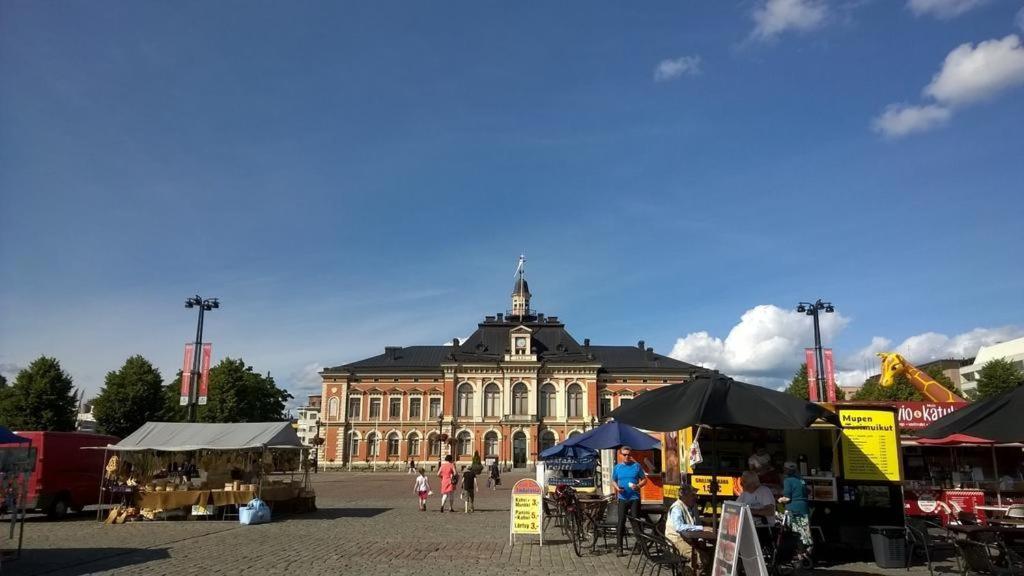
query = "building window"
xmin=484 ymin=383 xmax=500 ymax=417
xmin=599 ymin=396 xmax=612 ymax=418
xmin=369 ymin=398 xmax=382 ymax=419
xmin=567 ymin=383 xmax=583 ymax=418
xmin=347 ymin=397 xmax=361 ymax=419
xmin=568 ymin=430 xmax=582 ymax=439
xmin=457 ymin=383 xmax=474 ymax=417
xmin=409 ymin=397 xmax=422 ymax=419
xmin=347 ymin=433 xmax=359 ymax=459
xmin=540 ymin=430 xmax=556 ymax=451
xmin=367 ymin=432 xmax=380 ymax=457
xmin=484 ymin=431 xmax=498 ymax=456
xmin=457 ymin=431 xmax=472 ymax=457
xmin=389 ymin=397 xmax=401 ymax=419
xmin=619 ymin=397 xmax=633 ymax=409
xmin=540 ymin=383 xmax=556 ymax=418
xmin=328 ymin=397 xmax=339 ymax=419
xmin=512 ymin=382 xmax=528 ymax=415
xmin=408 ymin=434 xmax=420 ymax=457
xmin=429 ymin=397 xmax=442 ymax=418
xmin=387 ymin=432 xmax=400 ymax=457
xmin=428 ymin=433 xmax=439 ymax=456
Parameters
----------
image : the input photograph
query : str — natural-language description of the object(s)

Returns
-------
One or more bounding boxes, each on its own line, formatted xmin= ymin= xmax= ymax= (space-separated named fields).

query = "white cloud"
xmin=872 ymin=103 xmax=951 ymax=137
xmin=285 ymin=362 xmax=323 ymax=409
xmin=1017 ymin=7 xmax=1024 ymax=32
xmin=924 ymin=34 xmax=1024 ymax=106
xmin=669 ymin=305 xmax=849 ymax=381
xmin=873 ymin=34 xmax=1024 ymax=137
xmin=907 ymin=0 xmax=988 ymax=19
xmin=751 ymin=0 xmax=827 ymax=40
xmin=654 ymin=56 xmax=702 ymax=82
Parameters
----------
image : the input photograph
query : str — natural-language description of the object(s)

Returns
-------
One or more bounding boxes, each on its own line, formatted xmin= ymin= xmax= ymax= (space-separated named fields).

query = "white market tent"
xmin=104 ymin=422 xmax=303 ymax=452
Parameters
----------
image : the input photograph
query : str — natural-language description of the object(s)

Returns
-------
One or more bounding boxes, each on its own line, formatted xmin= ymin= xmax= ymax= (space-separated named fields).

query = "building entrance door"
xmin=513 ymin=431 xmax=527 ymax=468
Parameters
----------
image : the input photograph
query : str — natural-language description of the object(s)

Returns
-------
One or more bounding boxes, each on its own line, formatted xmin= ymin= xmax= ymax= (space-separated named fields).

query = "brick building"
xmin=319 ymin=261 xmax=706 ymax=469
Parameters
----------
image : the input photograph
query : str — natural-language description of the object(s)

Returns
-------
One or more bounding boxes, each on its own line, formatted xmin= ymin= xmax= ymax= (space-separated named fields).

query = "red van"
xmin=14 ymin=431 xmax=118 ymax=519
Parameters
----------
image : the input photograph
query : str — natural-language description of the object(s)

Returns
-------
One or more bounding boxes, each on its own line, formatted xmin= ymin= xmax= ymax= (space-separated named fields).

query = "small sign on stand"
xmin=509 ymin=478 xmax=544 ymax=546
xmin=712 ymin=502 xmax=768 ymax=576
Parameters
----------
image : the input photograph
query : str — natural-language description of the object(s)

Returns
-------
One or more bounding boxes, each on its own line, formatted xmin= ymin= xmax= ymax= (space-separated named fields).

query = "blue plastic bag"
xmin=239 ymin=497 xmax=271 ymax=525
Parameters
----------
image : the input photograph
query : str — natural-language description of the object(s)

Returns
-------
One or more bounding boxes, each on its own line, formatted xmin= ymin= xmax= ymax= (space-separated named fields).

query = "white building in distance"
xmin=960 ymin=336 xmax=1024 ymax=394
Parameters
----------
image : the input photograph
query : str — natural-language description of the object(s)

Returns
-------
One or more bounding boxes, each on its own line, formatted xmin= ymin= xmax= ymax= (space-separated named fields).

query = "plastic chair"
xmin=1005 ymin=505 xmax=1024 ymax=520
xmin=954 ymin=539 xmax=1016 ymax=575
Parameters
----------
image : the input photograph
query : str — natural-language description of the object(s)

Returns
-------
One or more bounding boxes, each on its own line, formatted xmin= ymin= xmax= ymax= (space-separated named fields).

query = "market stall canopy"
xmin=608 ymin=373 xmax=836 ymax=432
xmin=918 ymin=385 xmax=1024 ymax=443
xmin=539 ymin=443 xmax=597 ymax=460
xmin=104 ymin=422 xmax=303 ymax=451
xmin=0 ymin=426 xmax=31 ymax=444
xmin=561 ymin=421 xmax=660 ymax=451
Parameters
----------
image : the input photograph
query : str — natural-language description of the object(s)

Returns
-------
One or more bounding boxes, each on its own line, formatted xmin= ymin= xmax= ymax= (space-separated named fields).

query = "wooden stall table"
xmin=210 ymin=490 xmax=255 ymax=506
xmin=137 ymin=490 xmax=209 ymax=511
xmin=258 ymin=484 xmax=300 ymax=502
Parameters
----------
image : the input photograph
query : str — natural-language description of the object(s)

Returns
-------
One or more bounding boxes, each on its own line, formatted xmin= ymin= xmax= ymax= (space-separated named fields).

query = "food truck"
xmin=661 ymin=404 xmax=906 ymax=553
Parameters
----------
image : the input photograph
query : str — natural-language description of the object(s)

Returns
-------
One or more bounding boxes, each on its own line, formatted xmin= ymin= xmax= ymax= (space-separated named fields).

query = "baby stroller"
xmin=765 ymin=513 xmax=812 ymax=576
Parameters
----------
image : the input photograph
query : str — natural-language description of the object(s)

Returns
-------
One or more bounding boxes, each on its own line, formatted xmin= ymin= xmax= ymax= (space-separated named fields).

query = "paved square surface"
xmin=3 ymin=471 xmax=955 ymax=575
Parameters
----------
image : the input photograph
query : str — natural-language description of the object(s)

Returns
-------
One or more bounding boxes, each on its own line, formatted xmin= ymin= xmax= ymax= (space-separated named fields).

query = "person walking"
xmin=487 ymin=460 xmax=501 ymax=490
xmin=461 ymin=465 xmax=477 ymax=513
xmin=779 ymin=461 xmax=813 ymax=561
xmin=611 ymin=446 xmax=647 ymax=557
xmin=438 ymin=454 xmax=457 ymax=512
xmin=413 ymin=467 xmax=431 ymax=511
xmin=408 ymin=458 xmax=416 ymax=474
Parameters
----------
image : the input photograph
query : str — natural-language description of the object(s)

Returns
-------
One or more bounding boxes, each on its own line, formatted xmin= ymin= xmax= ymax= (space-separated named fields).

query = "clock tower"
xmin=510 ymin=254 xmax=531 ymax=318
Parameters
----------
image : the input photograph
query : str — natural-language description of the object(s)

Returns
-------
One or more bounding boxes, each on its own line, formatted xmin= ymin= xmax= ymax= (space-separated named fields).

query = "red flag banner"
xmin=805 ymin=348 xmax=819 ymax=401
xmin=180 ymin=343 xmax=195 ymax=406
xmin=823 ymin=348 xmax=837 ymax=403
xmin=198 ymin=343 xmax=212 ymax=405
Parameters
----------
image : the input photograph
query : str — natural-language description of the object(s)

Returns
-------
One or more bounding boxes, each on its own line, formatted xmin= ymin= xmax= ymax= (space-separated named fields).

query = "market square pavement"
xmin=4 ymin=470 xmax=958 ymax=575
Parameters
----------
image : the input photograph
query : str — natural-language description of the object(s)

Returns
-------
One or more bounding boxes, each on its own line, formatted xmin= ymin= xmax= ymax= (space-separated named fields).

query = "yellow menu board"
xmin=510 ymin=479 xmax=543 ymax=539
xmin=839 ymin=409 xmax=901 ymax=482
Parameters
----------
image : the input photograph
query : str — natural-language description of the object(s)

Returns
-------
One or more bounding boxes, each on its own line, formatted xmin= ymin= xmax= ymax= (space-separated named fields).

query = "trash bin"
xmin=869 ymin=526 xmax=907 ymax=569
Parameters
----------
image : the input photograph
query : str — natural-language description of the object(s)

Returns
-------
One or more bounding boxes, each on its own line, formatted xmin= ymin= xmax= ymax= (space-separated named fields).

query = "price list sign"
xmin=509 ymin=478 xmax=543 ymax=546
xmin=839 ymin=409 xmax=901 ymax=482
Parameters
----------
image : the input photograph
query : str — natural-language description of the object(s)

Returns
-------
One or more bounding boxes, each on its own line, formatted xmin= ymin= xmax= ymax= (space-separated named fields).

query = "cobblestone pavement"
xmin=4 ymin=471 xmax=955 ymax=575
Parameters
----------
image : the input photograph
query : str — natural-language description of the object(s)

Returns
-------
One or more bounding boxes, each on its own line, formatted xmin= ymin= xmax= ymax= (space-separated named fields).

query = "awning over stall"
xmin=104 ymin=422 xmax=303 ymax=451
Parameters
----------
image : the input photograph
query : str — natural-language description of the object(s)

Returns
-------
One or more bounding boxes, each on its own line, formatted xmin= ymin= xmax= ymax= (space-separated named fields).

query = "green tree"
xmin=0 ymin=357 xmax=78 ymax=431
xmin=784 ymin=364 xmax=810 ymax=400
xmin=975 ymin=358 xmax=1024 ymax=400
xmin=160 ymin=371 xmax=188 ymax=422
xmin=203 ymin=358 xmax=291 ymax=422
xmin=91 ymin=355 xmax=165 ymax=438
xmin=0 ymin=373 xmax=7 ymax=388
xmin=852 ymin=365 xmax=957 ymax=402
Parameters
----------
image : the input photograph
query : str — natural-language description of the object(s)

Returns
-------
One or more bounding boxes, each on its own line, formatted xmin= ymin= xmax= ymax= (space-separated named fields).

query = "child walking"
xmin=413 ymin=468 xmax=431 ymax=511
xmin=461 ymin=464 xmax=477 ymax=513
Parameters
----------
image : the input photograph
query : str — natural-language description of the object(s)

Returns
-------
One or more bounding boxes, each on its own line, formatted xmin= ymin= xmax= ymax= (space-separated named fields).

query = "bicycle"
xmin=553 ymin=485 xmax=588 ymax=556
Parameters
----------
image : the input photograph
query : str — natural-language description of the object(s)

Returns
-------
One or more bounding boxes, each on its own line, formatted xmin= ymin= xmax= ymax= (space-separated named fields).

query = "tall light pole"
xmin=184 ymin=295 xmax=219 ymax=422
xmin=796 ymin=299 xmax=835 ymax=402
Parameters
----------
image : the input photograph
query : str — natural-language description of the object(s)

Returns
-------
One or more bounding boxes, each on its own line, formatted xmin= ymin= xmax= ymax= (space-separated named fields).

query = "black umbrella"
xmin=918 ymin=385 xmax=1024 ymax=443
xmin=608 ymin=373 xmax=834 ymax=528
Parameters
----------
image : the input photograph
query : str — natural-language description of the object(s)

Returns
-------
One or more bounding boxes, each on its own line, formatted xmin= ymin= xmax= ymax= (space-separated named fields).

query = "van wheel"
xmin=47 ymin=498 xmax=69 ymax=520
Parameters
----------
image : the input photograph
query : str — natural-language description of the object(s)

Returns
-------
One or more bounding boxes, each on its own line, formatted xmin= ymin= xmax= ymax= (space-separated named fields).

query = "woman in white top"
xmin=736 ymin=470 xmax=778 ymax=526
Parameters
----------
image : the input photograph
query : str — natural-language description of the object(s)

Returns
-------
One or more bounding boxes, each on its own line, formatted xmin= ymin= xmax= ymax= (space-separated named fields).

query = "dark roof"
xmin=450 ymin=320 xmax=589 ymax=363
xmin=588 ymin=346 xmax=705 ymax=374
xmin=325 ymin=346 xmax=450 ymax=373
xmin=513 ymin=274 xmax=530 ymax=296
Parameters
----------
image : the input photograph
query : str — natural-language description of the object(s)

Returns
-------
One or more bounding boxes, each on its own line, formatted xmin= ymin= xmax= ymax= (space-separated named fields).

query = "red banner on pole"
xmin=180 ymin=343 xmax=195 ymax=406
xmin=823 ymin=348 xmax=837 ymax=403
xmin=805 ymin=348 xmax=819 ymax=401
xmin=198 ymin=343 xmax=212 ymax=405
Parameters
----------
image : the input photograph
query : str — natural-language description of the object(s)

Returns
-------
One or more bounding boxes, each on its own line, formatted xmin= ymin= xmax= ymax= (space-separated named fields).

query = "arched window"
xmin=540 ymin=383 xmax=556 ymax=418
xmin=568 ymin=430 xmax=582 ymax=439
xmin=484 ymin=431 xmax=499 ymax=456
xmin=427 ymin=433 xmax=439 ymax=456
xmin=457 ymin=383 xmax=474 ymax=417
xmin=512 ymin=382 xmax=529 ymax=415
xmin=367 ymin=432 xmax=380 ymax=458
xmin=484 ymin=383 xmax=500 ymax=417
xmin=457 ymin=431 xmax=472 ymax=457
xmin=540 ymin=430 xmax=556 ymax=451
xmin=387 ymin=432 xmax=400 ymax=457
xmin=347 ymin=432 xmax=359 ymax=459
xmin=407 ymin=433 xmax=420 ymax=457
xmin=567 ymin=383 xmax=583 ymax=418
xmin=328 ymin=396 xmax=340 ymax=419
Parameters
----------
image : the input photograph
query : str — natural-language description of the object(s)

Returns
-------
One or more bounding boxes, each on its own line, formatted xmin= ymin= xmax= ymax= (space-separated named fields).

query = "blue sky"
xmin=2 ymin=1 xmax=1023 ymax=405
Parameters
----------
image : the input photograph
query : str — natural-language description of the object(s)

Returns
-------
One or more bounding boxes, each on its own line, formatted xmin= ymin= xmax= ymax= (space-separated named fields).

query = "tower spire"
xmin=511 ymin=254 xmax=531 ymax=318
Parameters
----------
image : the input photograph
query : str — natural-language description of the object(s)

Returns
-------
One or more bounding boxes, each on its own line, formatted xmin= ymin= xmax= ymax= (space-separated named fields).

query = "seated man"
xmin=736 ymin=471 xmax=778 ymax=527
xmin=665 ymin=485 xmax=712 ymax=572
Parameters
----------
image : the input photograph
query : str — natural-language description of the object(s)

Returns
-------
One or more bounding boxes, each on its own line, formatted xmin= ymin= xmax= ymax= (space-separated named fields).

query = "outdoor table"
xmin=977 ymin=505 xmax=1010 ymax=520
xmin=575 ymin=497 xmax=609 ymax=553
xmin=137 ymin=489 xmax=210 ymax=511
xmin=679 ymin=528 xmax=716 ymax=576
xmin=210 ymin=490 xmax=255 ymax=506
xmin=259 ymin=484 xmax=301 ymax=502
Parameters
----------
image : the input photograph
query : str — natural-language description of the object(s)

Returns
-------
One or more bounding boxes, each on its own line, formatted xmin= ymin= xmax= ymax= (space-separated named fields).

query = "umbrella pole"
xmin=992 ymin=446 xmax=1001 ymax=506
xmin=711 ymin=428 xmax=718 ymax=532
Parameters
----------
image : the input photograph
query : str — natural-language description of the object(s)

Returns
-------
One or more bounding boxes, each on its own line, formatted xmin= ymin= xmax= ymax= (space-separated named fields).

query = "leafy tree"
xmin=0 ymin=357 xmax=78 ymax=431
xmin=784 ymin=364 xmax=810 ymax=400
xmin=975 ymin=358 xmax=1024 ymax=400
xmin=0 ymin=373 xmax=6 ymax=388
xmin=160 ymin=371 xmax=188 ymax=422
xmin=91 ymin=355 xmax=165 ymax=438
xmin=159 ymin=360 xmax=292 ymax=423
xmin=852 ymin=365 xmax=957 ymax=402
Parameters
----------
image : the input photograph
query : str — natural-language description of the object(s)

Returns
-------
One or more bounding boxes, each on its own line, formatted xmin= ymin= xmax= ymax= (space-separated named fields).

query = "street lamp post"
xmin=184 ymin=295 xmax=219 ymax=423
xmin=437 ymin=413 xmax=444 ymax=468
xmin=313 ymin=418 xmax=322 ymax=474
xmin=796 ymin=299 xmax=835 ymax=402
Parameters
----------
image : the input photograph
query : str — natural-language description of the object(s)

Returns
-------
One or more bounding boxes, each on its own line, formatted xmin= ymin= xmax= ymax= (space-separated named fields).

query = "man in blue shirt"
xmin=611 ymin=446 xmax=647 ymax=556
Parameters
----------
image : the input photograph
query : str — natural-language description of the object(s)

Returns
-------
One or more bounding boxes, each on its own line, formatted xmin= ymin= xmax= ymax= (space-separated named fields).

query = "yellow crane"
xmin=877 ymin=352 xmax=965 ymax=403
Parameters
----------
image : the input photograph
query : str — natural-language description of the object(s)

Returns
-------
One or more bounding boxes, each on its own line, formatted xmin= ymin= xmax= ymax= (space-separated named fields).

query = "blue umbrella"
xmin=539 ymin=443 xmax=596 ymax=460
xmin=562 ymin=421 xmax=660 ymax=451
xmin=0 ymin=427 xmax=30 ymax=445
